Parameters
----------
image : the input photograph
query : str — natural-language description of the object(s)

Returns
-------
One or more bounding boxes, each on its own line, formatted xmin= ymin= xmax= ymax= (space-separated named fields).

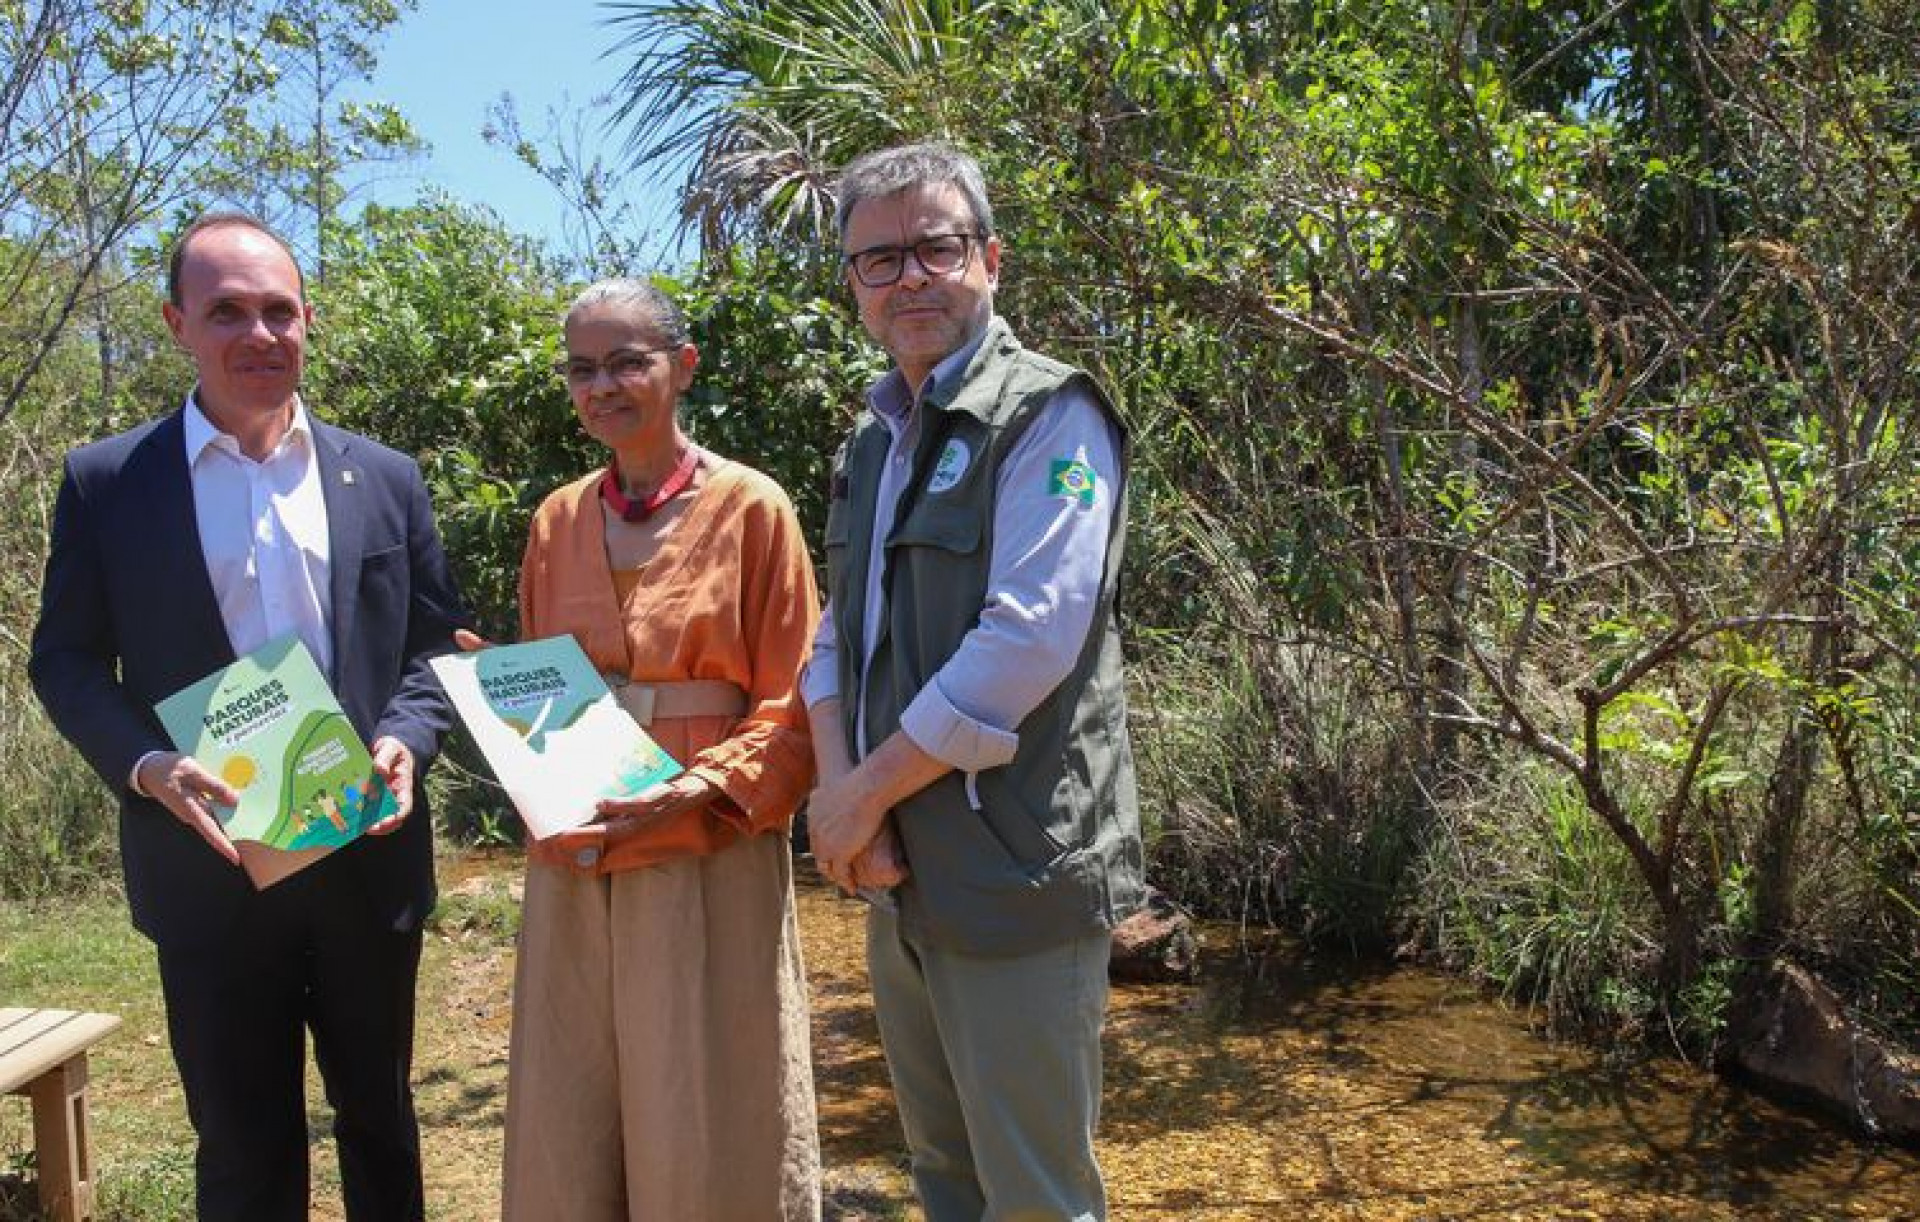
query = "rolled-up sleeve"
xmin=685 ymin=484 xmax=820 ymax=835
xmin=900 ymin=673 xmax=1020 ymax=769
xmin=900 ymin=384 xmax=1120 ymax=773
xmin=801 ymin=599 xmax=841 ymax=709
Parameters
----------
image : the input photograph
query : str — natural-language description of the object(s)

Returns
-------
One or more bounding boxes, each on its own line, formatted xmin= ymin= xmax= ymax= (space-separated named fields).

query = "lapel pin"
xmin=340 ymin=469 xmax=357 ymax=486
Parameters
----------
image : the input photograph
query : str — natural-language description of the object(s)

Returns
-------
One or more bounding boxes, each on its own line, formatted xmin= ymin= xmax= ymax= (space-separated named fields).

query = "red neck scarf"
xmin=600 ymin=446 xmax=700 ymax=522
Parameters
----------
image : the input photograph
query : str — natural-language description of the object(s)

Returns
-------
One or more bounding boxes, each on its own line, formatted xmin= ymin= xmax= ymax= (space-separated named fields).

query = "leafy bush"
xmin=0 ymin=294 xmax=172 ymax=900
xmin=1415 ymin=769 xmax=1665 ymax=1033
xmin=310 ymin=195 xmax=584 ymax=636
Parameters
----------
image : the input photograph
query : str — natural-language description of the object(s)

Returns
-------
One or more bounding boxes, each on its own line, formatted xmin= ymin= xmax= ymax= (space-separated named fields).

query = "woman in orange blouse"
xmin=497 ymin=280 xmax=822 ymax=1220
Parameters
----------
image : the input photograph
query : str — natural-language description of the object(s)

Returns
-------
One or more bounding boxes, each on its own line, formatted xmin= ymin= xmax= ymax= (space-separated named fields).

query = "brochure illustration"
xmin=430 ymin=634 xmax=683 ymax=840
xmin=154 ymin=635 xmax=395 ymax=889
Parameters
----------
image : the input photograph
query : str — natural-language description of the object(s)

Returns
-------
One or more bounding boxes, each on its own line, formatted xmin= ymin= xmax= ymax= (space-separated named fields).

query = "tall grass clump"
xmin=0 ymin=406 xmax=121 ymax=901
xmin=1132 ymin=620 xmax=1419 ymax=950
xmin=1784 ymin=677 xmax=1920 ymax=1047
xmin=0 ymin=693 xmax=119 ymax=901
xmin=1413 ymin=762 xmax=1672 ymax=1036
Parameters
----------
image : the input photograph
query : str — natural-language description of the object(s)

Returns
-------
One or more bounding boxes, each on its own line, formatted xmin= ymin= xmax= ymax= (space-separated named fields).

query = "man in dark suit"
xmin=29 ymin=213 xmax=466 ymax=1222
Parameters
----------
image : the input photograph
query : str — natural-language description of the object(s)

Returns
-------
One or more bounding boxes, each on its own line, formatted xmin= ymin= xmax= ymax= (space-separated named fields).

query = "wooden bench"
xmin=0 ymin=1008 xmax=121 ymax=1222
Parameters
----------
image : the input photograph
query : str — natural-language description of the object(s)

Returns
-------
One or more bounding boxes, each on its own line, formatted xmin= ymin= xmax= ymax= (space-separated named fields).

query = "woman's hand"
xmin=531 ymin=774 xmax=720 ymax=873
xmin=594 ymin=772 xmax=717 ymax=823
xmin=453 ymin=627 xmax=491 ymax=652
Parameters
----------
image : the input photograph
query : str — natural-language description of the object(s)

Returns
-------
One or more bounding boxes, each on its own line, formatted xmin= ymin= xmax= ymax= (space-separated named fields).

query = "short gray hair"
xmin=834 ymin=142 xmax=994 ymax=243
xmin=564 ymin=278 xmax=691 ymax=346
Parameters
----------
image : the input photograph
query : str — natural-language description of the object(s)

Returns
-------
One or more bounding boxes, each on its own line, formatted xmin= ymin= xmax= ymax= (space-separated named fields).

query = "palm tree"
xmin=602 ymin=0 xmax=993 ymax=257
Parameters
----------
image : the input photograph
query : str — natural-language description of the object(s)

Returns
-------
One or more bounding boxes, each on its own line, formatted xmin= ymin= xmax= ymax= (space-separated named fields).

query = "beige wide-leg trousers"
xmin=501 ymin=832 xmax=821 ymax=1221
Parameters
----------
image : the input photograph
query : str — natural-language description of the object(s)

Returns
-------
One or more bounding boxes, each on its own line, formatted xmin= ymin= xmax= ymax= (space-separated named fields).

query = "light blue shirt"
xmin=803 ymin=323 xmax=1121 ymax=774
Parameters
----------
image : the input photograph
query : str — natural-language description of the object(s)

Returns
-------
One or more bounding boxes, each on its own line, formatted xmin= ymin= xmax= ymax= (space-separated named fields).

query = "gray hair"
xmin=834 ymin=142 xmax=994 ymax=243
xmin=564 ymin=278 xmax=691 ymax=346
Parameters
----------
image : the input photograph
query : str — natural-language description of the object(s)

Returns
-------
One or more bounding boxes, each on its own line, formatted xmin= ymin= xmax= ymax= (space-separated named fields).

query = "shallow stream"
xmin=1092 ymin=926 xmax=1920 ymax=1219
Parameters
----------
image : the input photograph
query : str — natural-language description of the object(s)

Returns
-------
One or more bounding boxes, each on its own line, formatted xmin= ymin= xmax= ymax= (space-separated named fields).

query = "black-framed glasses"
xmin=843 ymin=232 xmax=986 ymax=287
xmin=554 ymin=346 xmax=679 ymax=386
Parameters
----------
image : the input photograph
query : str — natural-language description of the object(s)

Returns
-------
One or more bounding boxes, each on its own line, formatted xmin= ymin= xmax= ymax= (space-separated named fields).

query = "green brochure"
xmin=154 ymin=635 xmax=395 ymax=889
xmin=430 ymin=634 xmax=683 ymax=841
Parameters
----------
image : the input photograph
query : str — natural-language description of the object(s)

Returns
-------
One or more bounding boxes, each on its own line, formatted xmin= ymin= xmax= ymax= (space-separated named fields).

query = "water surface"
xmin=1095 ymin=927 xmax=1920 ymax=1220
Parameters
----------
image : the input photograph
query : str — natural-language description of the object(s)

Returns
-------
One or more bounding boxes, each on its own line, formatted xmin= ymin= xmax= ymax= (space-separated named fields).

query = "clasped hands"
xmin=806 ymin=771 xmax=908 ymax=896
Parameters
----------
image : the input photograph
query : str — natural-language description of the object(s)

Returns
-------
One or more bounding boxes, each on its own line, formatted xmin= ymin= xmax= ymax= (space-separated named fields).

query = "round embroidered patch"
xmin=928 ymin=438 xmax=972 ymax=494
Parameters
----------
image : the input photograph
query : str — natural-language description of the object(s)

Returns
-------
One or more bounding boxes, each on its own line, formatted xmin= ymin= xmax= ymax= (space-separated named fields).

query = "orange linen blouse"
xmin=517 ymin=456 xmax=819 ymax=873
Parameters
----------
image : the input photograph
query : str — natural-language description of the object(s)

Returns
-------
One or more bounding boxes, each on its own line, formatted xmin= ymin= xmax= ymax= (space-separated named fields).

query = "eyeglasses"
xmin=554 ymin=346 xmax=679 ymax=386
xmin=843 ymin=232 xmax=986 ymax=288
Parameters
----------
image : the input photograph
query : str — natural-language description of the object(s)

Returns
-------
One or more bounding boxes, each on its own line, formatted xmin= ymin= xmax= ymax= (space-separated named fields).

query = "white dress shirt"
xmin=129 ymin=395 xmax=333 ymax=793
xmin=803 ymin=324 xmax=1121 ymax=774
xmin=182 ymin=393 xmax=334 ymax=675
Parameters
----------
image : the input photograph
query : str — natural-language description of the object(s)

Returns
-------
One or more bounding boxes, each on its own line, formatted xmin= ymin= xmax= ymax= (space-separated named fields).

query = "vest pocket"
xmin=903 ymin=780 xmax=1062 ymax=888
xmin=898 ymin=786 xmax=1104 ymax=954
xmin=887 ymin=500 xmax=981 ymax=556
xmin=979 ymin=785 xmax=1072 ymax=876
xmin=823 ymin=496 xmax=851 ymax=549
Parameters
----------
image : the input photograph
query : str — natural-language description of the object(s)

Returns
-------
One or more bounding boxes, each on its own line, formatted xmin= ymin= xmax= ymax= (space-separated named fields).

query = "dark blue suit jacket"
xmin=30 ymin=409 xmax=467 ymax=947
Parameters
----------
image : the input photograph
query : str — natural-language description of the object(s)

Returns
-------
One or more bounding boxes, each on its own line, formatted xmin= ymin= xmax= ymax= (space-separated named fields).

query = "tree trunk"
xmin=1750 ymin=550 xmax=1843 ymax=951
xmin=1432 ymin=296 xmax=1483 ymax=775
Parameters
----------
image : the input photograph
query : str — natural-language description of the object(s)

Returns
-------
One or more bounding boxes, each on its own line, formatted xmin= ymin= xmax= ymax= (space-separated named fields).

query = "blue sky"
xmin=356 ymin=0 xmax=685 ymax=265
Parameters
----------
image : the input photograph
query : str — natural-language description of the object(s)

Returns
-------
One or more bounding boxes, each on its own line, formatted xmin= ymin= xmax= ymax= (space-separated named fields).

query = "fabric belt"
xmin=605 ymin=675 xmax=749 ymax=726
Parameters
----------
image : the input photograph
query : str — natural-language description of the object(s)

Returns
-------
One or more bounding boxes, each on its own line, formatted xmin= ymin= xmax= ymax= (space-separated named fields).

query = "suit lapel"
xmin=138 ymin=411 xmax=235 ymax=666
xmin=315 ymin=421 xmax=364 ymax=685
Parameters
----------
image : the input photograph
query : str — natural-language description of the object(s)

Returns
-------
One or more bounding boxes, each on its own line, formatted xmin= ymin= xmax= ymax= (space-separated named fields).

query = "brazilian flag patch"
xmin=1048 ymin=459 xmax=1097 ymax=506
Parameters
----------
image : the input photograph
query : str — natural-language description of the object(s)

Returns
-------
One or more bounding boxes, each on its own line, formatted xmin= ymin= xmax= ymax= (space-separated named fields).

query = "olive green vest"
xmin=824 ymin=318 xmax=1145 ymax=955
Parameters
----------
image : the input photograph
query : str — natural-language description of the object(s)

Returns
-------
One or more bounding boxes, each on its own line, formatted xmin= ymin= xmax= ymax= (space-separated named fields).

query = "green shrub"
xmin=1414 ymin=766 xmax=1665 ymax=1032
xmin=0 ymin=368 xmax=125 ymax=902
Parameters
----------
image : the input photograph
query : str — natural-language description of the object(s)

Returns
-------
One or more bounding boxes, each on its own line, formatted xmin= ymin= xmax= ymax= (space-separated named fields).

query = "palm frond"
xmin=600 ymin=0 xmax=996 ymax=253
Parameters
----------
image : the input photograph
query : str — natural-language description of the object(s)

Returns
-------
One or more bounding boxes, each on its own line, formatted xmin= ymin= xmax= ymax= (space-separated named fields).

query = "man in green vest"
xmin=804 ymin=141 xmax=1145 ymax=1222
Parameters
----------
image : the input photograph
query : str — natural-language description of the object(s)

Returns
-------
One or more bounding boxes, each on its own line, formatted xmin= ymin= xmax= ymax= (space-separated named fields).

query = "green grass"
xmin=0 ymin=708 xmax=120 ymax=902
xmin=0 ymin=897 xmax=157 ymax=999
xmin=1131 ymin=624 xmax=1415 ymax=947
xmin=0 ymin=894 xmax=189 ymax=1222
xmin=1413 ymin=767 xmax=1664 ymax=1032
xmin=0 ymin=874 xmax=517 ymax=1222
xmin=426 ymin=876 xmax=522 ymax=943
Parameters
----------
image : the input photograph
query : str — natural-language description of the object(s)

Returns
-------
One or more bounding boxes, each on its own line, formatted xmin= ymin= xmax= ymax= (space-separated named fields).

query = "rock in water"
xmin=1728 ymin=960 xmax=1920 ymax=1141
xmin=1110 ymin=887 xmax=1200 ymax=984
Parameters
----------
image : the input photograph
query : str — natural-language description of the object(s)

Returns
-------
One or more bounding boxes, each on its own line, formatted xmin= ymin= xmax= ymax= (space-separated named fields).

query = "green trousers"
xmin=867 ymin=903 xmax=1112 ymax=1222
